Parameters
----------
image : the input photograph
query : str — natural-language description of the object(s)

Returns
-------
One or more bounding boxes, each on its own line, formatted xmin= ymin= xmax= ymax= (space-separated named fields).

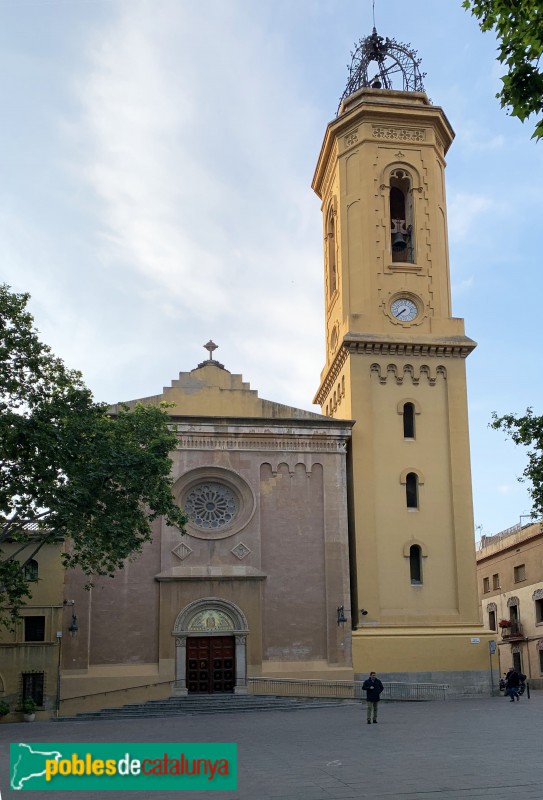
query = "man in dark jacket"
xmin=362 ymin=671 xmax=384 ymax=723
xmin=505 ymin=667 xmax=520 ymax=701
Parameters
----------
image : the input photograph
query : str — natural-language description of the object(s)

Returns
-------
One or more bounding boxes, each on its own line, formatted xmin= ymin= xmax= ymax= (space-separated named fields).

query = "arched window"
xmin=403 ymin=402 xmax=415 ymax=438
xmin=409 ymin=545 xmax=422 ymax=584
xmin=389 ymin=169 xmax=415 ymax=263
xmin=406 ymin=472 xmax=419 ymax=509
xmin=326 ymin=206 xmax=337 ymax=299
xmin=23 ymin=559 xmax=38 ymax=582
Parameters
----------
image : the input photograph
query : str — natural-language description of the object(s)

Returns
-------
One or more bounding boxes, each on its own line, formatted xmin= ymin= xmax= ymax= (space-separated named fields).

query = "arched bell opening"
xmin=389 ymin=169 xmax=415 ymax=263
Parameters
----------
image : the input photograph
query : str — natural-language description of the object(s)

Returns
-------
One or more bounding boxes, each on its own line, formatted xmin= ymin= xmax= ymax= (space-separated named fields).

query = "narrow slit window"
xmin=409 ymin=545 xmax=422 ymax=584
xmin=327 ymin=207 xmax=337 ymax=298
xmin=406 ymin=472 xmax=419 ymax=509
xmin=488 ymin=609 xmax=496 ymax=631
xmin=403 ymin=403 xmax=415 ymax=438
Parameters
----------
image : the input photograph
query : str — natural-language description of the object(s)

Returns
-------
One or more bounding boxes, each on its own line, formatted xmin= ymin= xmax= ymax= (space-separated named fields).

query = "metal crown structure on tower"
xmin=338 ymin=28 xmax=426 ymax=114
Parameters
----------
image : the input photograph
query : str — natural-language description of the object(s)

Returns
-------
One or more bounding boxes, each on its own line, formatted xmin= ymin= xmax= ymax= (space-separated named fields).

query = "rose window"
xmin=184 ymin=482 xmax=238 ymax=529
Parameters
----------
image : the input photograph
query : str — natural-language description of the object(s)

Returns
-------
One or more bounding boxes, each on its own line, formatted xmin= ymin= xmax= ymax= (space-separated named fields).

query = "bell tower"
xmin=313 ymin=30 xmax=493 ymax=690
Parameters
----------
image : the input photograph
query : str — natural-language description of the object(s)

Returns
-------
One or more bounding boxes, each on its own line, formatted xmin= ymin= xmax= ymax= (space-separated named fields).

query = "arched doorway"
xmin=172 ymin=598 xmax=249 ymax=696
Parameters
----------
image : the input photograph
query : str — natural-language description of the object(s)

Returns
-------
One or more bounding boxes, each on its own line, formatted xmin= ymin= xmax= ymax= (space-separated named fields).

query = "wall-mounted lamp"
xmin=360 ymin=609 xmax=369 ymax=616
xmin=337 ymin=606 xmax=347 ymax=626
xmin=64 ymin=600 xmax=78 ymax=636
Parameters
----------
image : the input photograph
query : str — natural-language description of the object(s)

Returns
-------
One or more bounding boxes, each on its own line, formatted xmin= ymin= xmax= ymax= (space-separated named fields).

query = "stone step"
xmin=56 ymin=695 xmax=359 ymax=721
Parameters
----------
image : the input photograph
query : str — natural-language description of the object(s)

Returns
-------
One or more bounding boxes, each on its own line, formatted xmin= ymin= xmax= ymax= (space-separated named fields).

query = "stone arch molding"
xmin=172 ymin=597 xmax=249 ymax=697
xmin=532 ymin=588 xmax=543 ymax=601
xmin=173 ymin=597 xmax=249 ymax=636
xmin=402 ymin=540 xmax=428 ymax=558
xmin=371 ymin=363 xmax=446 ymax=386
xmin=396 ymin=398 xmax=422 ymax=415
xmin=486 ymin=602 xmax=497 ymax=613
xmin=380 ymin=160 xmax=423 ymax=193
xmin=507 ymin=596 xmax=520 ymax=608
xmin=400 ymin=468 xmax=425 ymax=485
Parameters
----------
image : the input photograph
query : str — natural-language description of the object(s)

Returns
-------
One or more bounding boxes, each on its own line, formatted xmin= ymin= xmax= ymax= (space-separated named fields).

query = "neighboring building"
xmin=477 ymin=522 xmax=543 ymax=688
xmin=1 ymin=28 xmax=495 ymax=717
xmin=0 ymin=537 xmax=66 ymax=719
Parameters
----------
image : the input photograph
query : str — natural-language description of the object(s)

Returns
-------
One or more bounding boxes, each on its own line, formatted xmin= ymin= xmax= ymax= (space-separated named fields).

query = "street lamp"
xmin=55 ymin=631 xmax=62 ymax=718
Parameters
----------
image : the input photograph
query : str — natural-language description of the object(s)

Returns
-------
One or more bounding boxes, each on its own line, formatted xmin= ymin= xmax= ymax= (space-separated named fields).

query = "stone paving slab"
xmin=0 ymin=692 xmax=541 ymax=799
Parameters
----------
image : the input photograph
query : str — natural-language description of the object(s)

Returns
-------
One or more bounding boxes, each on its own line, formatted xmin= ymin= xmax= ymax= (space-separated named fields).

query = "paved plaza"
xmin=0 ymin=692 xmax=541 ymax=799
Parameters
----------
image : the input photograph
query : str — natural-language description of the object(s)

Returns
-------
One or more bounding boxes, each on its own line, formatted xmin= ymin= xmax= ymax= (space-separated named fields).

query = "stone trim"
xmin=372 ymin=125 xmax=426 ymax=142
xmin=314 ymin=347 xmax=349 ymax=406
xmin=347 ymin=340 xmax=474 ymax=358
xmin=371 ymin=363 xmax=446 ymax=386
xmin=174 ymin=435 xmax=347 ymax=452
xmin=315 ymin=335 xmax=475 ymax=405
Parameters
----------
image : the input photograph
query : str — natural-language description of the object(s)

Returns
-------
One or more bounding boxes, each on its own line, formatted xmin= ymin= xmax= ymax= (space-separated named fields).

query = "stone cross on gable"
xmin=197 ymin=340 xmax=225 ymax=370
xmin=204 ymin=340 xmax=218 ymax=360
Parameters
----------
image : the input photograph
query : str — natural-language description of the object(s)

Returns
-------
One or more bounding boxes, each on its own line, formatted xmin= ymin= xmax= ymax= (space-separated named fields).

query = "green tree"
xmin=0 ymin=284 xmax=186 ymax=623
xmin=491 ymin=408 xmax=543 ymax=520
xmin=463 ymin=0 xmax=543 ymax=140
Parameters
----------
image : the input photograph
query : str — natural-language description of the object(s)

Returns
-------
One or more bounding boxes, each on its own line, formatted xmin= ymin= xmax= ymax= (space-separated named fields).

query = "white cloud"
xmin=452 ymin=277 xmax=474 ymax=295
xmin=456 ymin=125 xmax=505 ymax=153
xmin=447 ymin=192 xmax=494 ymax=240
xmin=63 ymin=0 xmax=324 ymax=408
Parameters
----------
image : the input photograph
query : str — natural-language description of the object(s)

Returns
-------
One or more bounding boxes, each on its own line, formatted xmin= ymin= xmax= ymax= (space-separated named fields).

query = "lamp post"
xmin=336 ymin=606 xmax=347 ymax=626
xmin=55 ymin=631 xmax=62 ymax=718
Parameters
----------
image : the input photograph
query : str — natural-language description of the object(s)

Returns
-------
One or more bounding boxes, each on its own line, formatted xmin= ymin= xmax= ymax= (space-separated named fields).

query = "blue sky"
xmin=1 ymin=0 xmax=541 ymax=537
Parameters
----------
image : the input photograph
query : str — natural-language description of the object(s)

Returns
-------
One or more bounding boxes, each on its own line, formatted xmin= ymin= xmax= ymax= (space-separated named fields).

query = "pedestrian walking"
xmin=362 ymin=671 xmax=384 ymax=724
xmin=505 ymin=667 xmax=520 ymax=702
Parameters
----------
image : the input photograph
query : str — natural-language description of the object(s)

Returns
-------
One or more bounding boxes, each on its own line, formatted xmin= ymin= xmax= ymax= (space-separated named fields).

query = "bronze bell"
xmin=392 ymin=231 xmax=407 ymax=251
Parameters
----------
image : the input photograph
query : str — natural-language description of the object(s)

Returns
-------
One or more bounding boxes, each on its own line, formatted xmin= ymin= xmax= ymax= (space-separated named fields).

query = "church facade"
xmin=59 ymin=360 xmax=354 ymax=707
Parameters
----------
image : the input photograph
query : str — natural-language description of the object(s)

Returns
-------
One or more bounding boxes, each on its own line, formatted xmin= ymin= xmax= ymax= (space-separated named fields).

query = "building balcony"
xmin=501 ymin=622 xmax=524 ymax=640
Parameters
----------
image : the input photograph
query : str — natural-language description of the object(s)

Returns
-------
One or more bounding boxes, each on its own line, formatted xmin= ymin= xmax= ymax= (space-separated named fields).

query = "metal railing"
xmin=501 ymin=622 xmax=524 ymax=639
xmin=247 ymin=677 xmax=448 ymax=701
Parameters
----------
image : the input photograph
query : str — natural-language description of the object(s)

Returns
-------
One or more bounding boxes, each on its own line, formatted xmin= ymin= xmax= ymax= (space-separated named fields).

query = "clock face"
xmin=391 ymin=297 xmax=418 ymax=322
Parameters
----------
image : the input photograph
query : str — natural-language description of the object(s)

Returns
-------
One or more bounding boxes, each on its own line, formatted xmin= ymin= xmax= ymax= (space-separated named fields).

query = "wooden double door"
xmin=186 ymin=636 xmax=235 ymax=693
